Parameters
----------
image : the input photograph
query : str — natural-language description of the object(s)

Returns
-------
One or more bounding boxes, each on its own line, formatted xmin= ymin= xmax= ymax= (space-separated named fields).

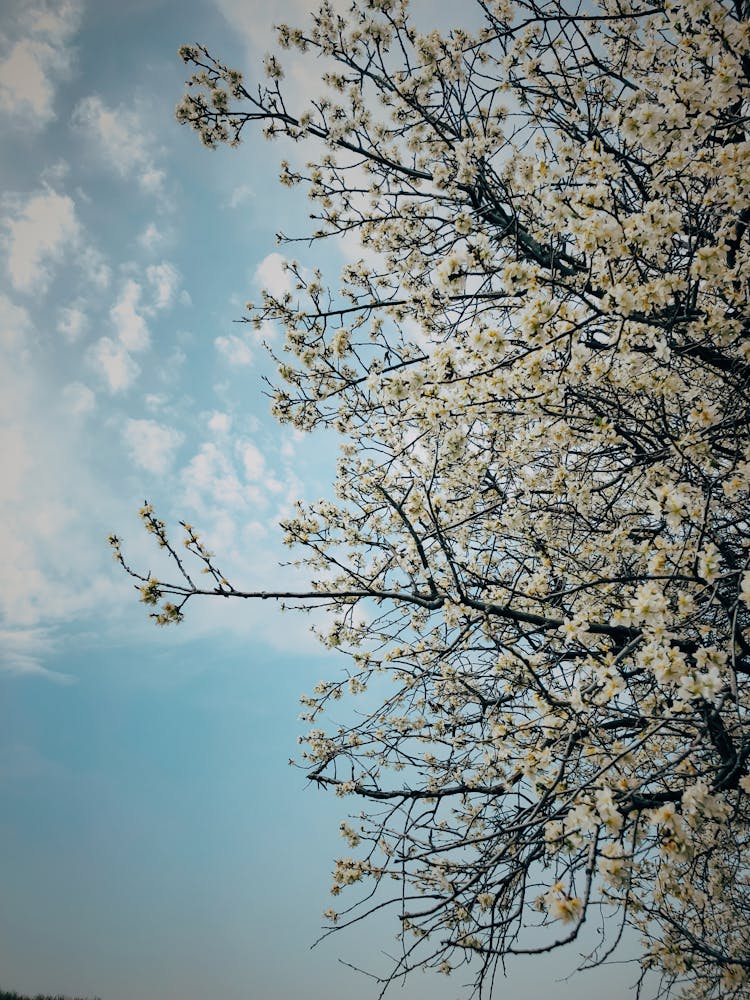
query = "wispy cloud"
xmin=167 ymin=422 xmax=329 ymax=653
xmin=146 ymin=261 xmax=180 ymax=311
xmin=227 ymin=184 xmax=254 ymax=209
xmin=0 ymin=292 xmax=32 ymax=352
xmin=0 ymin=307 xmax=126 ymax=671
xmin=87 ymin=263 xmax=182 ymax=393
xmin=238 ymin=439 xmax=266 ymax=482
xmin=215 ymin=332 xmax=254 ymax=366
xmin=71 ymin=94 xmax=167 ymax=195
xmin=180 ymin=434 xmax=293 ymax=537
xmin=110 ymin=278 xmax=151 ymax=352
xmin=0 ymin=627 xmax=73 ymax=682
xmin=182 ymin=441 xmax=251 ymax=513
xmin=212 ymin=0 xmax=345 ymax=57
xmin=87 ymin=335 xmax=139 ymax=393
xmin=138 ymin=222 xmax=164 ymax=252
xmin=61 ymin=381 xmax=96 ymax=416
xmin=57 ymin=303 xmax=88 ymax=342
xmin=122 ymin=418 xmax=184 ymax=476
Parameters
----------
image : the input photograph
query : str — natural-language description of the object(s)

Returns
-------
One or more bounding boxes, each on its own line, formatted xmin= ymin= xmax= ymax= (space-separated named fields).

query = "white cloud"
xmin=0 ymin=305 xmax=128 ymax=672
xmin=180 ymin=432 xmax=301 ymax=533
xmin=138 ymin=222 xmax=163 ymax=251
xmin=0 ymin=40 xmax=58 ymax=122
xmin=122 ymin=418 xmax=184 ymax=476
xmin=110 ymin=279 xmax=150 ymax=352
xmin=140 ymin=165 xmax=166 ymax=194
xmin=87 ymin=336 xmax=139 ymax=393
xmin=182 ymin=441 xmax=258 ymax=514
xmin=79 ymin=243 xmax=111 ymax=290
xmin=85 ymin=264 xmax=179 ymax=394
xmin=238 ymin=440 xmax=266 ymax=481
xmin=254 ymin=251 xmax=293 ymax=299
xmin=168 ymin=439 xmax=330 ymax=653
xmin=26 ymin=1 xmax=82 ymax=41
xmin=3 ymin=187 xmax=81 ymax=294
xmin=144 ymin=393 xmax=167 ymax=412
xmin=215 ymin=333 xmax=253 ymax=366
xmin=146 ymin=261 xmax=180 ymax=311
xmin=57 ymin=304 xmax=87 ymax=342
xmin=61 ymin=381 xmax=95 ymax=416
xmin=71 ymin=95 xmax=166 ymax=195
xmin=87 ymin=263 xmax=180 ymax=394
xmin=0 ymin=0 xmax=82 ymax=129
xmin=253 ymin=318 xmax=279 ymax=343
xmin=0 ymin=293 xmax=32 ymax=351
xmin=208 ymin=411 xmax=232 ymax=434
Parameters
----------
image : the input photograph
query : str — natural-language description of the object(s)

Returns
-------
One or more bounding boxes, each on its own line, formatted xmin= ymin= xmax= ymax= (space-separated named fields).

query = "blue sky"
xmin=0 ymin=1 xmax=638 ymax=997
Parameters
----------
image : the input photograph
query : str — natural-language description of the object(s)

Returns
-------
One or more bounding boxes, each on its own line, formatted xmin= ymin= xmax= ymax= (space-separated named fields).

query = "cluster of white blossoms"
xmin=117 ymin=0 xmax=750 ymax=996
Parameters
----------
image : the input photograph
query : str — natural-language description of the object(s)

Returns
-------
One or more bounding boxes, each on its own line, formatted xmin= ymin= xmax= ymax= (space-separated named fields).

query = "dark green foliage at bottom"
xmin=0 ymin=990 xmax=101 ymax=1000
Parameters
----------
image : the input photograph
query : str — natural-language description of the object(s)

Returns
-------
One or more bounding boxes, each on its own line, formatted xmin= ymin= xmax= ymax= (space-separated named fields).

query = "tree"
xmin=111 ymin=1 xmax=750 ymax=996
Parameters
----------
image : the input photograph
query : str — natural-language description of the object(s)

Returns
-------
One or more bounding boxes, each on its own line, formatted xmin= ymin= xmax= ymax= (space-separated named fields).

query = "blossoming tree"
xmin=112 ymin=0 xmax=750 ymax=995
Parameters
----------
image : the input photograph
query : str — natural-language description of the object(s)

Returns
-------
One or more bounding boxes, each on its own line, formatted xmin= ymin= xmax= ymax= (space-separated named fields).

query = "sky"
xmin=0 ymin=1 xmax=640 ymax=998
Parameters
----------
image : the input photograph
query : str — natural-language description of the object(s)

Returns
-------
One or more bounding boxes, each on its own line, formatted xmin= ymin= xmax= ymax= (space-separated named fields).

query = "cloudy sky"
xmin=0 ymin=2 xmax=636 ymax=998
